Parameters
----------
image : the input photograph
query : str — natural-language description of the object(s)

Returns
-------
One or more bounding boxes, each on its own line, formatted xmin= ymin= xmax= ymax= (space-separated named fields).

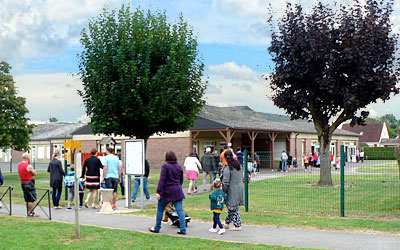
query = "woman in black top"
xmin=81 ymin=148 xmax=103 ymax=208
xmin=47 ymin=150 xmax=65 ymax=209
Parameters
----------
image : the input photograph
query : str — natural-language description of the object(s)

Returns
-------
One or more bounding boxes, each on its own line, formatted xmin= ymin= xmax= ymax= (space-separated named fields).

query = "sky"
xmin=1 ymin=0 xmax=400 ymax=123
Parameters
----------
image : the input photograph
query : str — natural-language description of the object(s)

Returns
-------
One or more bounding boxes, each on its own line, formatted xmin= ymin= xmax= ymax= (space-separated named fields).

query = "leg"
xmin=173 ymin=200 xmax=186 ymax=234
xmin=132 ymin=178 xmax=140 ymax=200
xmin=231 ymin=208 xmax=242 ymax=228
xmin=154 ymin=199 xmax=169 ymax=232
xmin=68 ymin=188 xmax=74 ymax=208
xmin=120 ymin=177 xmax=125 ymax=197
xmin=209 ymin=171 xmax=215 ymax=184
xmin=92 ymin=189 xmax=98 ymax=205
xmin=27 ymin=202 xmax=35 ymax=214
xmin=214 ymin=212 xmax=223 ymax=229
xmin=225 ymin=209 xmax=232 ymax=226
xmin=203 ymin=172 xmax=207 ymax=190
xmin=213 ymin=212 xmax=218 ymax=229
xmin=79 ymin=192 xmax=84 ymax=207
xmin=56 ymin=186 xmax=62 ymax=207
xmin=86 ymin=189 xmax=92 ymax=203
xmin=52 ymin=187 xmax=57 ymax=207
xmin=143 ymin=177 xmax=150 ymax=199
xmin=188 ymin=180 xmax=193 ymax=194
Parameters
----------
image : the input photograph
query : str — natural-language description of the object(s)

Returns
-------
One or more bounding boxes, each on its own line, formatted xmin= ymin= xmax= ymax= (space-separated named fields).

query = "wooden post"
xmin=247 ymin=131 xmax=258 ymax=161
xmin=268 ymin=132 xmax=277 ymax=169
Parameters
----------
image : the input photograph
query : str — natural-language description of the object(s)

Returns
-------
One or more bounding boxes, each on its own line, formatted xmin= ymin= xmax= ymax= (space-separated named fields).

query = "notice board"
xmin=125 ymin=139 xmax=145 ymax=175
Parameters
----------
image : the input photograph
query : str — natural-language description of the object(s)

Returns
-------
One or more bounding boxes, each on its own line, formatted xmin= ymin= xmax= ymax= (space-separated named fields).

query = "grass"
xmin=0 ymin=215 xmax=318 ymax=250
xmin=357 ymin=162 xmax=399 ymax=172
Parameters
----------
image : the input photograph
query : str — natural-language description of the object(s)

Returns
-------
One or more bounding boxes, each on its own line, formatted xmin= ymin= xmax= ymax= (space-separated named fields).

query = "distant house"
xmin=341 ymin=122 xmax=389 ymax=147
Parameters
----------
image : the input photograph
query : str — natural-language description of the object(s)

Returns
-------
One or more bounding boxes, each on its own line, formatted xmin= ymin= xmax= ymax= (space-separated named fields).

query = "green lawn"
xmin=0 ymin=215 xmax=318 ymax=250
xmin=357 ymin=162 xmax=399 ymax=172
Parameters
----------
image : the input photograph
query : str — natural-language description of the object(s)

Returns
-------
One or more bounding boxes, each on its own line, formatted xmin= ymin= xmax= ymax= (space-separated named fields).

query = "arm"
xmin=145 ymin=160 xmax=150 ymax=177
xmin=59 ymin=161 xmax=65 ymax=176
xmin=156 ymin=164 xmax=167 ymax=198
xmin=27 ymin=165 xmax=37 ymax=176
xmin=209 ymin=191 xmax=217 ymax=201
xmin=81 ymin=160 xmax=87 ymax=178
xmin=102 ymin=165 xmax=108 ymax=182
xmin=195 ymin=158 xmax=202 ymax=171
xmin=0 ymin=169 xmax=3 ymax=185
xmin=118 ymin=165 xmax=122 ymax=184
xmin=222 ymin=167 xmax=230 ymax=193
xmin=47 ymin=162 xmax=51 ymax=173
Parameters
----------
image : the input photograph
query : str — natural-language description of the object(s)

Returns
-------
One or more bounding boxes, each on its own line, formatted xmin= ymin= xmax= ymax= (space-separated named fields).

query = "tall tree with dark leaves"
xmin=0 ymin=62 xmax=33 ymax=150
xmin=78 ymin=6 xmax=206 ymax=148
xmin=268 ymin=0 xmax=399 ymax=185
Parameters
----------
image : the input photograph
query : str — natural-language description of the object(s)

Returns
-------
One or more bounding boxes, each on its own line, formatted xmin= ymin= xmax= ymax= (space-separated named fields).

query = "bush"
xmin=364 ymin=147 xmax=396 ymax=160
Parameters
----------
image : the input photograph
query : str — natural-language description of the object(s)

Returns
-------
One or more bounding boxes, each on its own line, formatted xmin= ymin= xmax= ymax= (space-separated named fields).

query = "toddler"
xmin=208 ymin=179 xmax=227 ymax=235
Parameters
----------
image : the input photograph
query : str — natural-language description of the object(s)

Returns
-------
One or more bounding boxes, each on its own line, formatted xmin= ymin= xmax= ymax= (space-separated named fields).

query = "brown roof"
xmin=341 ymin=123 xmax=384 ymax=143
xmin=381 ymin=138 xmax=400 ymax=146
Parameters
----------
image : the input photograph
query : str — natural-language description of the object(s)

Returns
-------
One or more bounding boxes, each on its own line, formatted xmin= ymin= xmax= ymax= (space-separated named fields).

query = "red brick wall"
xmin=81 ymin=140 xmax=97 ymax=153
xmin=12 ymin=150 xmax=24 ymax=163
xmin=146 ymin=137 xmax=190 ymax=171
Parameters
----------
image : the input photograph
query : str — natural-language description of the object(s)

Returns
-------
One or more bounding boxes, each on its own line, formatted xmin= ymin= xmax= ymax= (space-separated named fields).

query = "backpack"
xmin=64 ymin=173 xmax=75 ymax=187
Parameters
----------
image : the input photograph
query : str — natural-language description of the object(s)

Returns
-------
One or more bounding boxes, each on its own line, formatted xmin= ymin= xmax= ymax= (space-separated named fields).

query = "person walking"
xmin=222 ymin=150 xmax=244 ymax=231
xmin=81 ymin=148 xmax=103 ymax=209
xmin=281 ymin=150 xmax=288 ymax=172
xmin=0 ymin=167 xmax=3 ymax=208
xmin=47 ymin=150 xmax=65 ymax=209
xmin=66 ymin=164 xmax=85 ymax=210
xmin=149 ymin=151 xmax=186 ymax=235
xmin=131 ymin=159 xmax=151 ymax=202
xmin=201 ymin=147 xmax=216 ymax=191
xmin=208 ymin=179 xmax=227 ymax=235
xmin=236 ymin=148 xmax=244 ymax=166
xmin=212 ymin=150 xmax=220 ymax=179
xmin=18 ymin=152 xmax=38 ymax=217
xmin=102 ymin=147 xmax=122 ymax=210
xmin=184 ymin=151 xmax=202 ymax=195
xmin=117 ymin=154 xmax=125 ymax=199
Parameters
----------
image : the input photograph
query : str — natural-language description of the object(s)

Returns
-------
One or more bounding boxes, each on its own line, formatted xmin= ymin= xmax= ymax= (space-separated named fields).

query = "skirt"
xmin=186 ymin=170 xmax=198 ymax=180
xmin=85 ymin=175 xmax=100 ymax=189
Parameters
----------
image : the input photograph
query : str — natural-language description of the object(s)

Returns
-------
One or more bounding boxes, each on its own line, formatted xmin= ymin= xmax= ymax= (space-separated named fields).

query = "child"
xmin=208 ymin=179 xmax=227 ymax=235
xmin=65 ymin=164 xmax=85 ymax=210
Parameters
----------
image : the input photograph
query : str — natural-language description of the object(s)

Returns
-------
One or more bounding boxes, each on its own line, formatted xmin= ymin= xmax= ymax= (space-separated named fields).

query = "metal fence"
xmin=243 ymin=147 xmax=400 ymax=218
xmin=0 ymin=162 xmax=48 ymax=173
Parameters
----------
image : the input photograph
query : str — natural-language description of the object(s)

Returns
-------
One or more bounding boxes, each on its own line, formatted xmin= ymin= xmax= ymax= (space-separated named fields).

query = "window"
xmin=38 ymin=146 xmax=45 ymax=159
xmin=193 ymin=141 xmax=198 ymax=154
xmin=47 ymin=146 xmax=50 ymax=159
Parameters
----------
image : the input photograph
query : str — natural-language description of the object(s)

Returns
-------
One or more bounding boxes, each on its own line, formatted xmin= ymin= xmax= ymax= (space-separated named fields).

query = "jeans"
xmin=52 ymin=186 xmax=62 ymax=207
xmin=282 ymin=160 xmax=287 ymax=171
xmin=213 ymin=212 xmax=223 ymax=229
xmin=119 ymin=177 xmax=125 ymax=196
xmin=155 ymin=199 xmax=186 ymax=233
xmin=132 ymin=177 xmax=150 ymax=200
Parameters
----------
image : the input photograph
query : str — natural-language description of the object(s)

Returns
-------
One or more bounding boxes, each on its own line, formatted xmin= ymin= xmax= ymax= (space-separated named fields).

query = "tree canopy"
xmin=78 ymin=6 xmax=206 ymax=144
xmin=0 ymin=62 xmax=33 ymax=150
xmin=268 ymin=0 xmax=399 ymax=185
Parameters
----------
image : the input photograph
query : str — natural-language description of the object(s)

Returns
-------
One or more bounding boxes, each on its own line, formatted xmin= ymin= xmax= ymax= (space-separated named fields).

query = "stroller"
xmin=165 ymin=205 xmax=191 ymax=227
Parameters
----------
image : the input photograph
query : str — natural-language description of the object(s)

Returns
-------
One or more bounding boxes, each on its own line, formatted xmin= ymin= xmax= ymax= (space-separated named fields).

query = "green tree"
xmin=268 ymin=1 xmax=399 ymax=185
xmin=379 ymin=114 xmax=398 ymax=138
xmin=78 ymin=6 xmax=206 ymax=147
xmin=0 ymin=62 xmax=33 ymax=150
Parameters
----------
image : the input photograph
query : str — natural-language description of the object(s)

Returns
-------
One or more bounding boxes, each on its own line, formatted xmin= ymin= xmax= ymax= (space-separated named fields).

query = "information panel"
xmin=125 ymin=139 xmax=145 ymax=175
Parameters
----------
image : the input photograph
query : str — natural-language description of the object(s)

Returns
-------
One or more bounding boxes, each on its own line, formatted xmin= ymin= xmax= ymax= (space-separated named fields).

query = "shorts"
xmin=21 ymin=180 xmax=37 ymax=202
xmin=105 ymin=178 xmax=119 ymax=193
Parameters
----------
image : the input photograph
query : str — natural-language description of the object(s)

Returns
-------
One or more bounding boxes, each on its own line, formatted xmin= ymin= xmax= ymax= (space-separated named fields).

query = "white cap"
xmin=206 ymin=147 xmax=211 ymax=153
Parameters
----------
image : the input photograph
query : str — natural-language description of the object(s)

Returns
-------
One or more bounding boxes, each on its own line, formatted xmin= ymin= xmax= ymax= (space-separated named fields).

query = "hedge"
xmin=363 ymin=147 xmax=396 ymax=160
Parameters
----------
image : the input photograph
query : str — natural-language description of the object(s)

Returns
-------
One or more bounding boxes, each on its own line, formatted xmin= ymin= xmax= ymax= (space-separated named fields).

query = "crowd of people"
xmin=13 ymin=145 xmax=245 ymax=235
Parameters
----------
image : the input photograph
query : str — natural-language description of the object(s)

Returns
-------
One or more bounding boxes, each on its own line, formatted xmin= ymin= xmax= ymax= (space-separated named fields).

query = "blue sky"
xmin=1 ymin=0 xmax=400 ymax=122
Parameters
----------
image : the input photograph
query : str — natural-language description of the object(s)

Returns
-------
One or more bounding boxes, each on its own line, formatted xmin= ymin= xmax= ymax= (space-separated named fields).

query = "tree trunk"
xmin=318 ymin=131 xmax=333 ymax=186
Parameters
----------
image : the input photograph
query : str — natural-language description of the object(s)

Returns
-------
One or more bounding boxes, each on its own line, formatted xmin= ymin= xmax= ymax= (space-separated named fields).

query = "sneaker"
xmin=112 ymin=205 xmax=117 ymax=210
xmin=218 ymin=228 xmax=226 ymax=235
xmin=147 ymin=197 xmax=151 ymax=201
xmin=161 ymin=221 xmax=169 ymax=224
xmin=79 ymin=206 xmax=83 ymax=209
xmin=131 ymin=199 xmax=136 ymax=203
xmin=209 ymin=228 xmax=218 ymax=233
xmin=66 ymin=207 xmax=72 ymax=211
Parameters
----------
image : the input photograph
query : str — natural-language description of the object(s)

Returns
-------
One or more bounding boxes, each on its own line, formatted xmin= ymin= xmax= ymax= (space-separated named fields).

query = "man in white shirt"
xmin=281 ymin=150 xmax=288 ymax=172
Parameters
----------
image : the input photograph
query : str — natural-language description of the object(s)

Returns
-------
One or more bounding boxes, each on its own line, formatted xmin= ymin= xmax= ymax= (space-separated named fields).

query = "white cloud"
xmin=14 ymin=73 xmax=84 ymax=121
xmin=0 ymin=0 xmax=125 ymax=63
xmin=205 ymin=61 xmax=284 ymax=114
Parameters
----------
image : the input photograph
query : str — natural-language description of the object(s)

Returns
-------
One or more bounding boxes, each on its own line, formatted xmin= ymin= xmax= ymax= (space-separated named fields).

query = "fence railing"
xmin=243 ymin=148 xmax=400 ymax=218
xmin=0 ymin=186 xmax=13 ymax=215
xmin=26 ymin=188 xmax=52 ymax=220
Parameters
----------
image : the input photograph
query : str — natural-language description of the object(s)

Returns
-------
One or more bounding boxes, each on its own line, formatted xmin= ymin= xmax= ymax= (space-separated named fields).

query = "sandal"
xmin=92 ymin=205 xmax=98 ymax=209
xmin=84 ymin=201 xmax=89 ymax=208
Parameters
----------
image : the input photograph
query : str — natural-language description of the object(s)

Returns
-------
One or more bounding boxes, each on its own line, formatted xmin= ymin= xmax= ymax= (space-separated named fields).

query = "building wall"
xmin=81 ymin=140 xmax=98 ymax=153
xmin=146 ymin=137 xmax=191 ymax=170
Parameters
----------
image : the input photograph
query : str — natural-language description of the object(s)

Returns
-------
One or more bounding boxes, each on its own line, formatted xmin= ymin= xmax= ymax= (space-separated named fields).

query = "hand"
xmin=101 ymin=178 xmax=105 ymax=183
xmin=156 ymin=193 xmax=161 ymax=200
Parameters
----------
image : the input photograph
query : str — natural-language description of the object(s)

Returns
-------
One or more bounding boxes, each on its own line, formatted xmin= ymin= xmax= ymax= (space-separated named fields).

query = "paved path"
xmin=4 ymin=203 xmax=399 ymax=250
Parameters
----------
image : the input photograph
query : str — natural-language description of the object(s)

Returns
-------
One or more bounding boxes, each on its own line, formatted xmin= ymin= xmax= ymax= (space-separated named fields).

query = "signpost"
xmin=64 ymin=140 xmax=82 ymax=239
xmin=124 ymin=139 xmax=145 ymax=209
